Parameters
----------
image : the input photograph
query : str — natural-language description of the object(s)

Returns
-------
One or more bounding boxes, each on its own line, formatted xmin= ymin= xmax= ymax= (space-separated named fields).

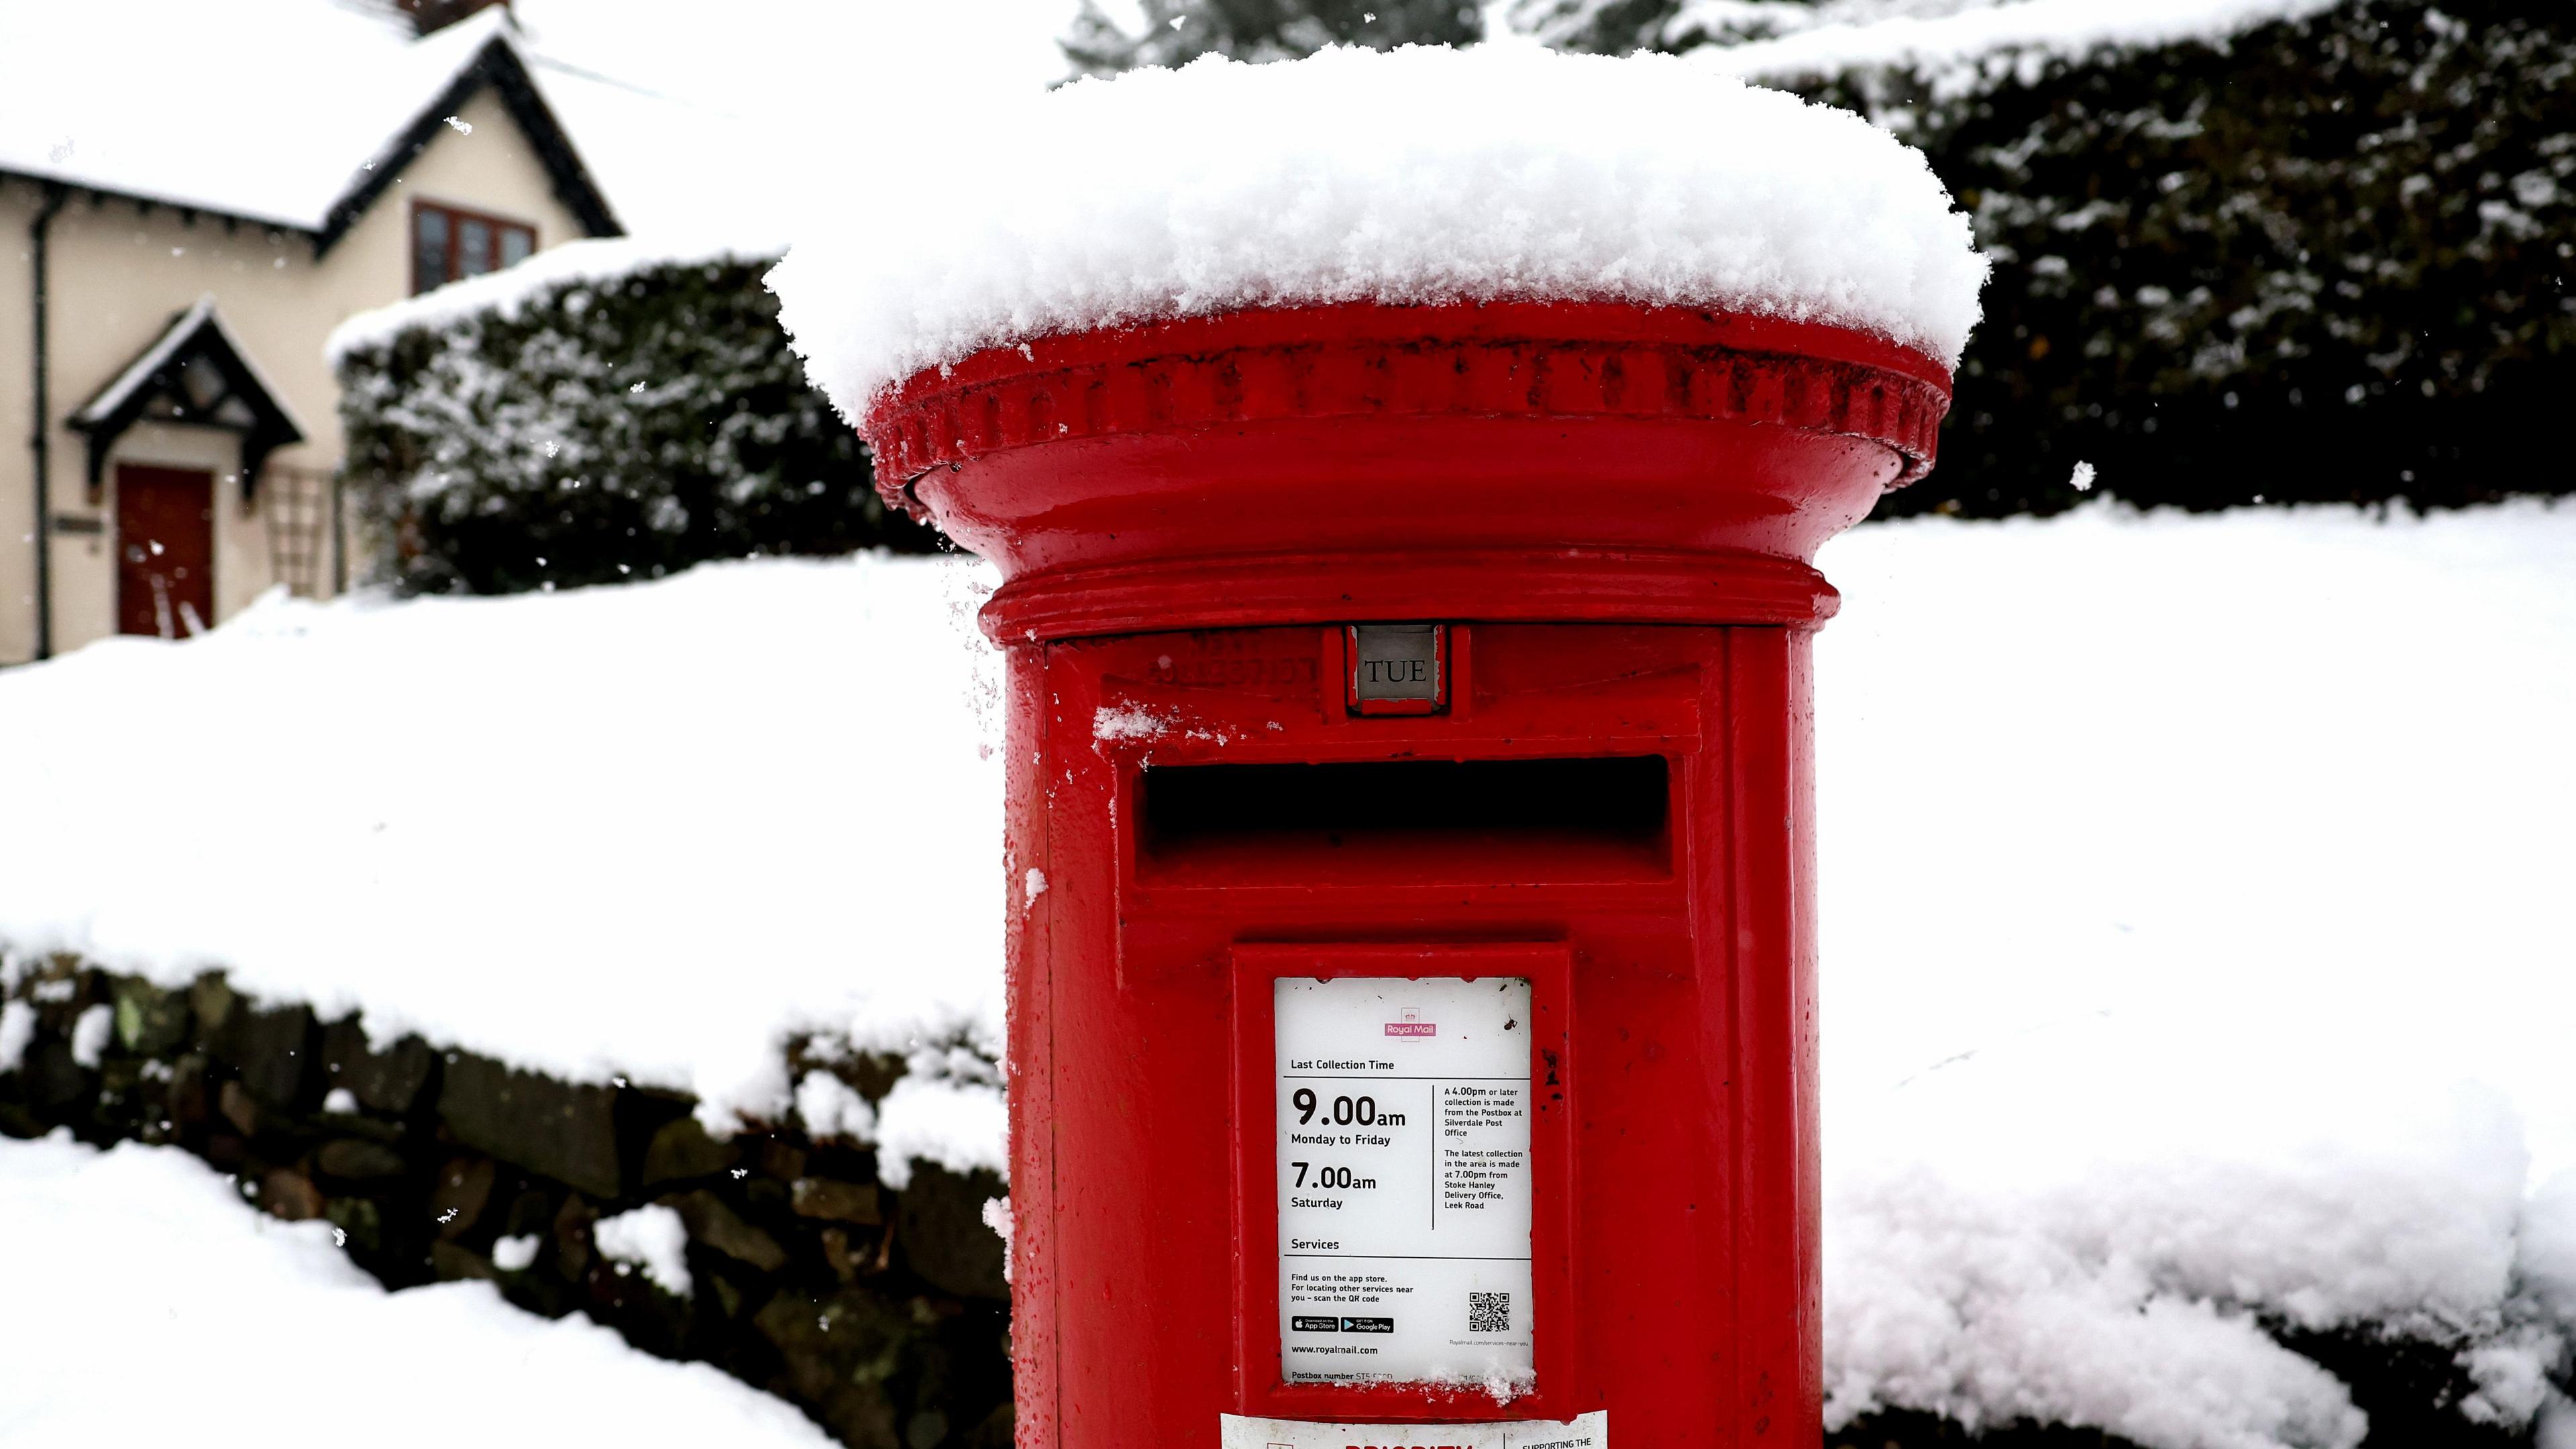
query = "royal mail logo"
xmin=1385 ymin=1007 xmax=1435 ymax=1038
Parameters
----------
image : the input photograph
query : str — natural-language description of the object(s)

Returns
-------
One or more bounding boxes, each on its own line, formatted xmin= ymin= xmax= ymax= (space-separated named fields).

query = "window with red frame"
xmin=411 ymin=201 xmax=535 ymax=294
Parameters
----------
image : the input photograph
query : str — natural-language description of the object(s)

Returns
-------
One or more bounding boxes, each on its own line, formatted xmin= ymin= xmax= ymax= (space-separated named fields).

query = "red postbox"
xmin=863 ymin=301 xmax=1949 ymax=1449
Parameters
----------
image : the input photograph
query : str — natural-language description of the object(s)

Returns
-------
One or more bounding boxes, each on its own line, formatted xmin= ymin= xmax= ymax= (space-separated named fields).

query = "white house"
xmin=0 ymin=0 xmax=629 ymax=664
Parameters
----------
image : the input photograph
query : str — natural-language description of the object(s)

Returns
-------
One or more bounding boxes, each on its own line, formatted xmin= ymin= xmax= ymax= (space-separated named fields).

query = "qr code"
xmin=1467 ymin=1291 xmax=1511 ymax=1333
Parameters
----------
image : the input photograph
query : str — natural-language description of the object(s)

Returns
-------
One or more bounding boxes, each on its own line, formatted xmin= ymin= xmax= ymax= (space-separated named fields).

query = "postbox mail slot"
xmin=1136 ymin=755 xmax=1671 ymax=886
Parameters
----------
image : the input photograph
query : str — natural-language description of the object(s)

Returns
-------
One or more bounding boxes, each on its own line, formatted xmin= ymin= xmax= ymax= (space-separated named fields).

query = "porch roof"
xmin=70 ymin=294 xmax=307 ymax=496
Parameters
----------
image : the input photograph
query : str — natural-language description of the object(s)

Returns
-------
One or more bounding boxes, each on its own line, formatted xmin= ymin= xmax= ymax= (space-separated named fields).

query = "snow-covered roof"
xmin=769 ymin=41 xmax=1990 ymax=419
xmin=0 ymin=0 xmax=613 ymax=240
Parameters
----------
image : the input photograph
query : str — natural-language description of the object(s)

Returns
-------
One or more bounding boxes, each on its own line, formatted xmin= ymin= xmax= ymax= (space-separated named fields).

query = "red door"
xmin=115 ymin=465 xmax=215 ymax=639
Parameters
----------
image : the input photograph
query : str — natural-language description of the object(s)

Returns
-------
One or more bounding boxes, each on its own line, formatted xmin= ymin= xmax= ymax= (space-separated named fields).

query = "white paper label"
xmin=1220 ymin=1410 xmax=1605 ymax=1449
xmin=1276 ymin=975 xmax=1534 ymax=1387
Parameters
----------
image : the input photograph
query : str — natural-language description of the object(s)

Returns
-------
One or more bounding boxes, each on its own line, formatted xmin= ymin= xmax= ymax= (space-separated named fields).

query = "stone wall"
xmin=0 ymin=953 xmax=1010 ymax=1449
xmin=2 ymin=952 xmax=2538 ymax=1449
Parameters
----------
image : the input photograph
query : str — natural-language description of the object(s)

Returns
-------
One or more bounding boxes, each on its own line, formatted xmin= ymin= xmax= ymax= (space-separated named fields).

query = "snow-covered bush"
xmin=1524 ymin=0 xmax=2576 ymax=517
xmin=334 ymin=248 xmax=938 ymax=595
xmin=1061 ymin=0 xmax=1482 ymax=78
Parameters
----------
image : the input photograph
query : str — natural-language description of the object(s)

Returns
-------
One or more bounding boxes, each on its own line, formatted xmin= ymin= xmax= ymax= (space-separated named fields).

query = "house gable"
xmin=317 ymin=36 xmax=621 ymax=256
xmin=0 ymin=19 xmax=621 ymax=252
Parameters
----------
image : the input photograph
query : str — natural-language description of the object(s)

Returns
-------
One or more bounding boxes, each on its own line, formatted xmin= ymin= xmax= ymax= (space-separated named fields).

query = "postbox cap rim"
xmin=860 ymin=298 xmax=1955 ymax=493
xmin=873 ymin=299 xmax=1953 ymax=412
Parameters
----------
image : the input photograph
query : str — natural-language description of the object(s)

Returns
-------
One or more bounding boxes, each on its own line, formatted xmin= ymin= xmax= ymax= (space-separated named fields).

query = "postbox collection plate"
xmin=1275 ymin=973 xmax=1536 ymax=1387
xmin=1232 ymin=942 xmax=1576 ymax=1425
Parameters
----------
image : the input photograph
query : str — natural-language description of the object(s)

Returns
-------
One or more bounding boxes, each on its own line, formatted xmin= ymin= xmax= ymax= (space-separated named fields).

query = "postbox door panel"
xmin=1025 ymin=623 xmax=1820 ymax=1449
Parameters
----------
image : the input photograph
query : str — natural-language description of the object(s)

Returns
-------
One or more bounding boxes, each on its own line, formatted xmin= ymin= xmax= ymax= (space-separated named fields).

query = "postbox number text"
xmin=1275 ymin=976 xmax=1535 ymax=1389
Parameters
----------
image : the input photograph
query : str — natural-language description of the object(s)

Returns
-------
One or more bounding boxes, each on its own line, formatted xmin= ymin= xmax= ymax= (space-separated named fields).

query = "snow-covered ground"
xmin=1814 ymin=500 xmax=2576 ymax=1446
xmin=0 ymin=1131 xmax=834 ymax=1445
xmin=3 ymin=500 xmax=2573 ymax=1446
xmin=0 ymin=553 xmax=1010 ymax=1164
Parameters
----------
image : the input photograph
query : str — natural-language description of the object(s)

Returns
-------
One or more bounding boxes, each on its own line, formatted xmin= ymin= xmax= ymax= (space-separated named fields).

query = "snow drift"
xmin=0 ymin=1132 xmax=834 ymax=1446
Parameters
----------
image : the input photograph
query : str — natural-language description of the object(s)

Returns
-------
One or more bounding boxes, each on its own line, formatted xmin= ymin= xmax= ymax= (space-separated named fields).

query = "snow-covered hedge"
xmin=1521 ymin=0 xmax=2576 ymax=518
xmin=333 ymin=239 xmax=936 ymax=595
xmin=1061 ymin=0 xmax=1481 ymax=77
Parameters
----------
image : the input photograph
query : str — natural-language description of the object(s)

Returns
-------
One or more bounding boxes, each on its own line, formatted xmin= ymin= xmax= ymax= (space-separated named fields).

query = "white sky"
xmin=0 ymin=0 xmax=1086 ymax=241
xmin=504 ymin=0 xmax=1085 ymax=243
xmin=511 ymin=0 xmax=1081 ymax=125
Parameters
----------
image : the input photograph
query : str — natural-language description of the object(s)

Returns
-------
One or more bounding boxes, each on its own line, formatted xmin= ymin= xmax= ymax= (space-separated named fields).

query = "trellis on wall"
xmin=260 ymin=464 xmax=338 ymax=598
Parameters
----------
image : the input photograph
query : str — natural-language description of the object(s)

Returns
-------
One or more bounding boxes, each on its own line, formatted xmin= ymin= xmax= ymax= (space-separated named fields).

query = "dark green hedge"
xmin=1528 ymin=0 xmax=2576 ymax=517
xmin=1061 ymin=0 xmax=1481 ymax=77
xmin=337 ymin=255 xmax=937 ymax=596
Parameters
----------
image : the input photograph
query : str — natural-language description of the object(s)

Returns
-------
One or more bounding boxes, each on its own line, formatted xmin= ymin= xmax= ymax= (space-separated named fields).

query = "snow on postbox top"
xmin=770 ymin=42 xmax=1988 ymax=632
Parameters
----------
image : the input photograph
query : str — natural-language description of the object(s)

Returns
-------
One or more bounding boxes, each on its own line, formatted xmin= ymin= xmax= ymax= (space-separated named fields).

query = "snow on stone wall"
xmin=0 ymin=957 xmax=1012 ymax=1447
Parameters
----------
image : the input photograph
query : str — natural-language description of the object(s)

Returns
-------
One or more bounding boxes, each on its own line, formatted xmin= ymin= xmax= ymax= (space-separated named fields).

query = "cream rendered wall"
xmin=1 ymin=85 xmax=592 ymax=665
xmin=21 ymin=203 xmax=309 ymax=656
xmin=0 ymin=184 xmax=36 ymax=665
